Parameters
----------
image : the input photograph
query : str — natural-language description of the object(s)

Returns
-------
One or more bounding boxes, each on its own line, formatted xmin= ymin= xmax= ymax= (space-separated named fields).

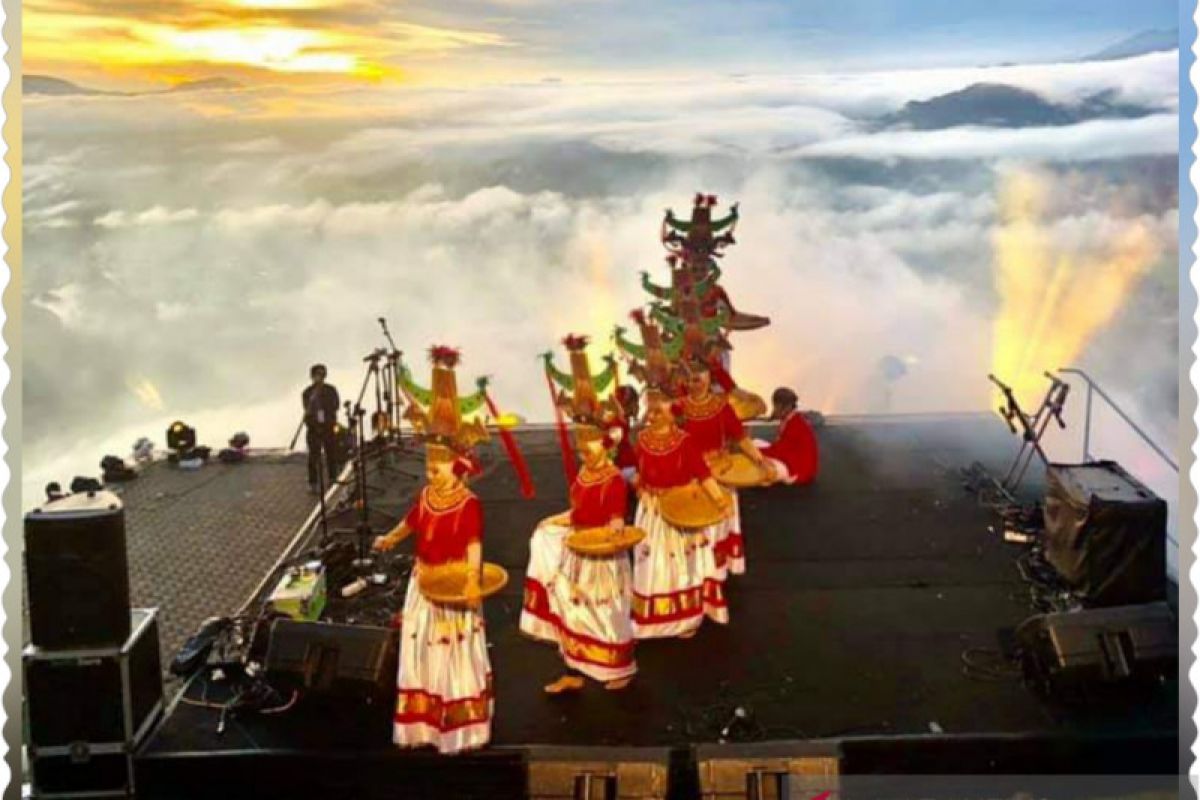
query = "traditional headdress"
xmin=542 ymin=335 xmax=623 ymax=483
xmin=615 ymin=309 xmax=678 ymax=394
xmin=399 ymin=346 xmax=534 ymax=495
xmin=662 ymin=193 xmax=739 ymax=260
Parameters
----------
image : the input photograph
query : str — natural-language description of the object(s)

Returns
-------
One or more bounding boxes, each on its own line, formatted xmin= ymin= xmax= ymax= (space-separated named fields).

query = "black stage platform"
xmin=135 ymin=416 xmax=1180 ymax=798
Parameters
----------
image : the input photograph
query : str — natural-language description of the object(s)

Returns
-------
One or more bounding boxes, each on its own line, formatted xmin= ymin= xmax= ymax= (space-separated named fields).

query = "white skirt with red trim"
xmin=394 ymin=574 xmax=493 ymax=755
xmin=519 ymin=518 xmax=568 ymax=642
xmin=631 ymin=496 xmax=728 ymax=639
xmin=547 ymin=548 xmax=637 ymax=683
xmin=703 ymin=488 xmax=745 ymax=580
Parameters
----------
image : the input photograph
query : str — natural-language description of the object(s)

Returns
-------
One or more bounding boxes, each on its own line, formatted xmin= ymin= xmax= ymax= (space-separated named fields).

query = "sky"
xmin=24 ymin=0 xmax=1180 ymax=89
xmin=22 ymin=0 xmax=1182 ymax=573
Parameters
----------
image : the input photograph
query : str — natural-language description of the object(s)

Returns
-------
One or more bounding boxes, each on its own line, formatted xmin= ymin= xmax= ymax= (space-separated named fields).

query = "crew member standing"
xmin=302 ymin=363 xmax=341 ymax=493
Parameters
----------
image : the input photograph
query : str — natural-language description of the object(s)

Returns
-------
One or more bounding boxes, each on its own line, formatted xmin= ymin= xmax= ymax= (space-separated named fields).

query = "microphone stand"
xmin=350 ymin=403 xmax=375 ymax=572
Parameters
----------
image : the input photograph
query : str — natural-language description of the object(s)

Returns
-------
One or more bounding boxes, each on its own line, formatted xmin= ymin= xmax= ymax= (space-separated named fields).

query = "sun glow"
xmin=162 ymin=27 xmax=360 ymax=74
xmin=23 ymin=1 xmax=503 ymax=86
xmin=990 ymin=169 xmax=1159 ymax=407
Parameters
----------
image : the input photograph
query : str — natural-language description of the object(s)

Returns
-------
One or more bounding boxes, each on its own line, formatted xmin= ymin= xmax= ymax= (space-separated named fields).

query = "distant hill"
xmin=164 ymin=77 xmax=243 ymax=93
xmin=24 ymin=75 xmax=110 ymax=96
xmin=1083 ymin=29 xmax=1177 ymax=61
xmin=24 ymin=74 xmax=242 ymax=97
xmin=877 ymin=82 xmax=1158 ymax=130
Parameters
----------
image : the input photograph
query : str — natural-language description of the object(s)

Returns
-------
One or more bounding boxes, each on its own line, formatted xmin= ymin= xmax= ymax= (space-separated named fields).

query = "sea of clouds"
xmin=22 ymin=51 xmax=1179 ymax=543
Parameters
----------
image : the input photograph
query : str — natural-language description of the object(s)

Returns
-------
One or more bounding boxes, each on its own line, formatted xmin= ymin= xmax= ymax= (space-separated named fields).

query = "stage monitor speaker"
xmin=1016 ymin=602 xmax=1176 ymax=698
xmin=25 ymin=491 xmax=131 ymax=650
xmin=265 ymin=618 xmax=398 ymax=698
xmin=1043 ymin=461 xmax=1167 ymax=608
xmin=527 ymin=746 xmax=670 ymax=800
xmin=696 ymin=741 xmax=840 ymax=800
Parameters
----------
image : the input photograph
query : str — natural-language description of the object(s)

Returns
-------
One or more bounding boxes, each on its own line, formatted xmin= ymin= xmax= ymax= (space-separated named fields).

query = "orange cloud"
xmin=24 ymin=0 xmax=508 ymax=87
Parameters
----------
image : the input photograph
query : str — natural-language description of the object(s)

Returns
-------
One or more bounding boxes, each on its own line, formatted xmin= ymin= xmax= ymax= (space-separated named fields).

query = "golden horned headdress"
xmin=541 ymin=335 xmax=626 ymax=482
xmin=399 ymin=345 xmax=535 ymax=495
xmin=399 ymin=346 xmax=490 ymax=463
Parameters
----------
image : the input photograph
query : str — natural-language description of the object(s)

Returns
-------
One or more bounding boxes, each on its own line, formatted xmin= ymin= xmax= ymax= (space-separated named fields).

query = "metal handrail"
xmin=1057 ymin=367 xmax=1178 ymax=473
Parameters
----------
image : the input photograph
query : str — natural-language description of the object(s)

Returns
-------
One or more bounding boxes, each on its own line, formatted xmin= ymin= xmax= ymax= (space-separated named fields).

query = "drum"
xmin=566 ymin=526 xmax=647 ymax=557
xmin=418 ymin=562 xmax=509 ymax=606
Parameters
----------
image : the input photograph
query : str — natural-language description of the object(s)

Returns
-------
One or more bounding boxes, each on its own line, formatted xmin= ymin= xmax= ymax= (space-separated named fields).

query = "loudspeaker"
xmin=527 ymin=746 xmax=670 ymax=800
xmin=265 ymin=619 xmax=398 ymax=698
xmin=1016 ymin=602 xmax=1177 ymax=699
xmin=25 ymin=491 xmax=131 ymax=650
xmin=26 ymin=609 xmax=164 ymax=799
xmin=1043 ymin=461 xmax=1167 ymax=608
xmin=696 ymin=741 xmax=840 ymax=800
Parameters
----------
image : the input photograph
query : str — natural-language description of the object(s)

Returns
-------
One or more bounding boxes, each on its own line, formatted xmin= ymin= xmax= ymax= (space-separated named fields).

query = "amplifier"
xmin=25 ymin=491 xmax=131 ymax=649
xmin=1016 ymin=602 xmax=1177 ymax=698
xmin=1043 ymin=461 xmax=1167 ymax=607
xmin=265 ymin=618 xmax=398 ymax=698
xmin=25 ymin=608 xmax=163 ymax=748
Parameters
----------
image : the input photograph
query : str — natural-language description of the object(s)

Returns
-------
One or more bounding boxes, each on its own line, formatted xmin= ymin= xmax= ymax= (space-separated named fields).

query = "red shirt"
xmin=613 ymin=417 xmax=638 ymax=470
xmin=569 ymin=466 xmax=628 ymax=527
xmin=636 ymin=428 xmax=711 ymax=490
xmin=762 ymin=410 xmax=819 ymax=484
xmin=404 ymin=486 xmax=483 ymax=566
xmin=681 ymin=394 xmax=744 ymax=455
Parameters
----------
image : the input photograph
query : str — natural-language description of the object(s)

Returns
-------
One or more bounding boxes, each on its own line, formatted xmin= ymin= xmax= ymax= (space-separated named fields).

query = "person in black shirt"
xmin=302 ymin=363 xmax=341 ymax=493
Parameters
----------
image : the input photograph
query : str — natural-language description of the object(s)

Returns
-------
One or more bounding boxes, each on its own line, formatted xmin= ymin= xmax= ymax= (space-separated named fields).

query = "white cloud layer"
xmin=21 ymin=51 xmax=1179 ymax=518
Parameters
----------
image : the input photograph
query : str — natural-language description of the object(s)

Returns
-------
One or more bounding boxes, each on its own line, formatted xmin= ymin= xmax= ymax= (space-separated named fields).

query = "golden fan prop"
xmin=566 ymin=526 xmax=646 ymax=557
xmin=658 ymin=484 xmax=728 ymax=529
xmin=711 ymin=452 xmax=774 ymax=488
xmin=418 ymin=562 xmax=509 ymax=606
xmin=728 ymin=389 xmax=767 ymax=421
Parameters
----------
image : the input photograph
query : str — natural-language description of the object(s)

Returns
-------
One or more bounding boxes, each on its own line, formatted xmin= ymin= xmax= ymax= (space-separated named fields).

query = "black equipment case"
xmin=25 ymin=608 xmax=164 ymax=797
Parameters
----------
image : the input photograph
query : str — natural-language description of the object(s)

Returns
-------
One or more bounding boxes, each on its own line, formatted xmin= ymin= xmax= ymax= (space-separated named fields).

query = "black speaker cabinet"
xmin=30 ymin=743 xmax=134 ymax=797
xmin=1016 ymin=602 xmax=1177 ymax=698
xmin=265 ymin=619 xmax=398 ymax=698
xmin=527 ymin=746 xmax=671 ymax=800
xmin=25 ymin=608 xmax=163 ymax=750
xmin=1043 ymin=461 xmax=1167 ymax=608
xmin=696 ymin=740 xmax=841 ymax=800
xmin=25 ymin=490 xmax=131 ymax=649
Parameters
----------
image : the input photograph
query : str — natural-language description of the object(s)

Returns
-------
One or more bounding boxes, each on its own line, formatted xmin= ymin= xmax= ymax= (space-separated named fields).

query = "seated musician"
xmin=758 ymin=387 xmax=820 ymax=486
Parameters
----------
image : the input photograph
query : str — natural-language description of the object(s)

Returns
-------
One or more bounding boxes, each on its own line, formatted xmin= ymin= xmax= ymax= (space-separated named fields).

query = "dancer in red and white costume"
xmin=374 ymin=444 xmax=492 ymax=754
xmin=678 ymin=361 xmax=771 ymax=579
xmin=632 ymin=390 xmax=732 ymax=639
xmin=541 ymin=424 xmax=638 ymax=693
xmin=373 ymin=346 xmax=512 ymax=755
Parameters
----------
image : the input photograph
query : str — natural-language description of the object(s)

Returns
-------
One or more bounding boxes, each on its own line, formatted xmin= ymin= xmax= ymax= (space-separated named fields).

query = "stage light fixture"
xmin=166 ymin=421 xmax=197 ymax=452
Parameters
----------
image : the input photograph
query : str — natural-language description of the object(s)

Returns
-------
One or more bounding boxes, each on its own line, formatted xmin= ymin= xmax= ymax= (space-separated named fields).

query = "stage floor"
xmin=134 ymin=416 xmax=1179 ymax=794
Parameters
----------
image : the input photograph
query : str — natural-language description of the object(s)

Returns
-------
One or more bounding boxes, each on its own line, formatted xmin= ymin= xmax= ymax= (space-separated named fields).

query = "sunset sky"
xmin=22 ymin=0 xmax=1182 ymax=565
xmin=25 ymin=0 xmax=1179 ymax=90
